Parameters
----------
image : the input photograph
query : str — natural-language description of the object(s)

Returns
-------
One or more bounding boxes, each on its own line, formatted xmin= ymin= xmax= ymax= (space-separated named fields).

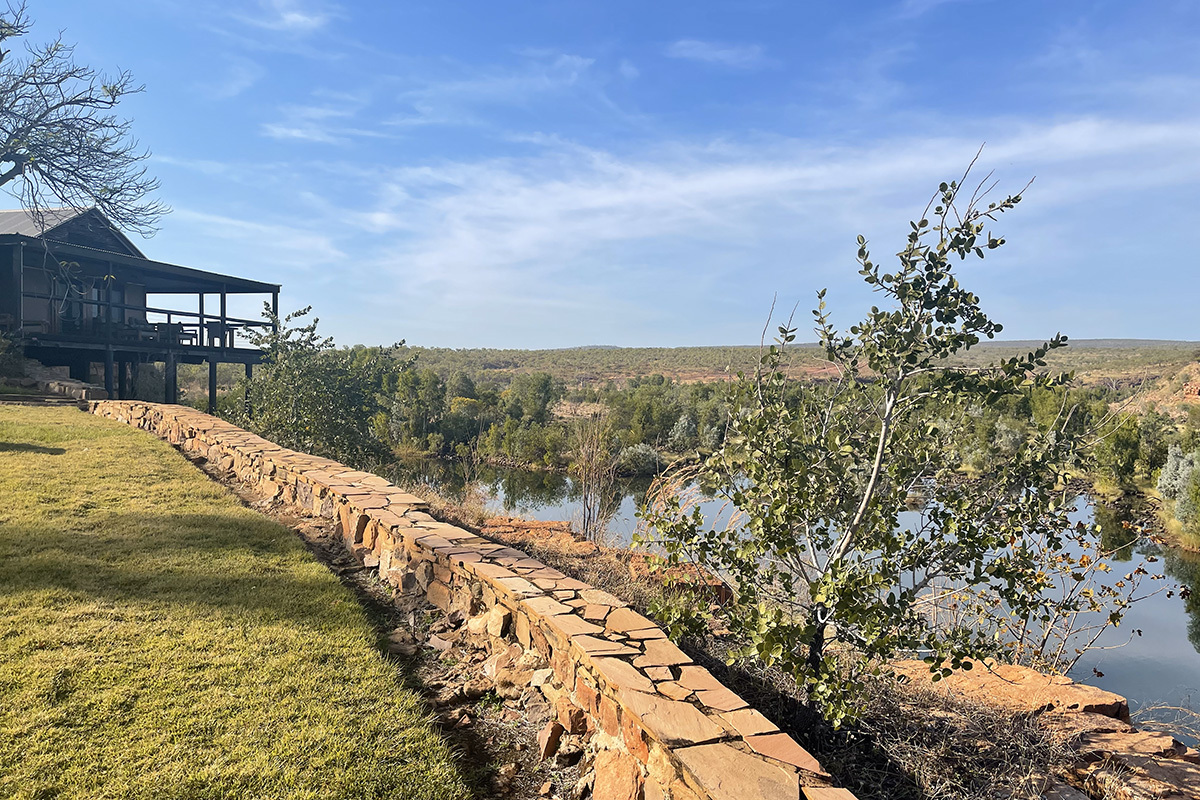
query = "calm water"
xmin=385 ymin=458 xmax=1200 ymax=739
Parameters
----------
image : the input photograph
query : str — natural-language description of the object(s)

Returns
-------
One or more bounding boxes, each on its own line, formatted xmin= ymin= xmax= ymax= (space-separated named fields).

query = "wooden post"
xmin=199 ymin=293 xmax=205 ymax=345
xmin=117 ymin=360 xmax=128 ymax=399
xmin=165 ymin=351 xmax=177 ymax=404
xmin=220 ymin=287 xmax=228 ymax=349
xmin=104 ymin=346 xmax=114 ymax=397
xmin=7 ymin=243 xmax=22 ymax=323
xmin=208 ymin=360 xmax=218 ymax=415
xmin=131 ymin=360 xmax=140 ymax=397
xmin=244 ymin=362 xmax=253 ymax=417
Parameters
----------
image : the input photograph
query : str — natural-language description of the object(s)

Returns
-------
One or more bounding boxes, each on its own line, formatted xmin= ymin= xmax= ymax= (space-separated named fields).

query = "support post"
xmin=165 ymin=352 xmax=177 ymax=405
xmin=7 ymin=243 xmax=22 ymax=323
xmin=131 ymin=360 xmax=140 ymax=397
xmin=104 ymin=346 xmax=114 ymax=397
xmin=199 ymin=293 xmax=205 ymax=345
xmin=220 ymin=288 xmax=228 ymax=350
xmin=117 ymin=360 xmax=128 ymax=400
xmin=244 ymin=362 xmax=253 ymax=418
xmin=208 ymin=360 xmax=218 ymax=415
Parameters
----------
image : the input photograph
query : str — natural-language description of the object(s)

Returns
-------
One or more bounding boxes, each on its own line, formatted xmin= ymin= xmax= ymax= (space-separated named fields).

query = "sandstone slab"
xmin=618 ymin=689 xmax=725 ymax=747
xmin=674 ymin=742 xmax=800 ymax=800
xmin=593 ymin=749 xmax=641 ymax=800
xmin=592 ymin=657 xmax=656 ymax=694
xmin=745 ymin=732 xmax=826 ymax=775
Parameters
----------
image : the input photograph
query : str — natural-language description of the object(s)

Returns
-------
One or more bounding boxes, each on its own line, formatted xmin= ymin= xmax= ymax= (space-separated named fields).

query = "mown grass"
xmin=0 ymin=406 xmax=469 ymax=800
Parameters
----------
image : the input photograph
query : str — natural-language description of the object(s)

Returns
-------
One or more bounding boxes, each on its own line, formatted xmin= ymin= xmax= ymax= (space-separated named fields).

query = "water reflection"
xmin=1094 ymin=502 xmax=1140 ymax=562
xmin=382 ymin=456 xmax=652 ymax=524
xmin=1161 ymin=546 xmax=1200 ymax=655
xmin=381 ymin=457 xmax=1200 ymax=726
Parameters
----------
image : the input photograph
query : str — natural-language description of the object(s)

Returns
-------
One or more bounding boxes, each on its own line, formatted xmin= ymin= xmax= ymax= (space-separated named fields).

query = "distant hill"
xmin=394 ymin=340 xmax=1200 ymax=388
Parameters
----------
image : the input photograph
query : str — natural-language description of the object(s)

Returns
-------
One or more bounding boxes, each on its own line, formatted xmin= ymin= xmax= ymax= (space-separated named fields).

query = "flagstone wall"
xmin=89 ymin=401 xmax=853 ymax=800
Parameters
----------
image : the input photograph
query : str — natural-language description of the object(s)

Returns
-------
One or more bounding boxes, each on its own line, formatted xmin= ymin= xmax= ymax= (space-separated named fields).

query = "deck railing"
xmin=18 ymin=291 xmax=275 ymax=350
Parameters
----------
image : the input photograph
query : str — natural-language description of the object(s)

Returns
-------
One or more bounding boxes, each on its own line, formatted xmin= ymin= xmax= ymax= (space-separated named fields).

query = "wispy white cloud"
xmin=236 ymin=0 xmax=337 ymax=33
xmin=172 ymin=208 xmax=347 ymax=267
xmin=202 ymin=55 xmax=265 ymax=100
xmin=161 ymin=112 xmax=1200 ymax=346
xmin=385 ymin=53 xmax=599 ymax=128
xmin=261 ymin=96 xmax=394 ymax=144
xmin=665 ymin=39 xmax=770 ymax=69
xmin=895 ymin=0 xmax=973 ymax=20
xmin=309 ymin=115 xmax=1200 ymax=343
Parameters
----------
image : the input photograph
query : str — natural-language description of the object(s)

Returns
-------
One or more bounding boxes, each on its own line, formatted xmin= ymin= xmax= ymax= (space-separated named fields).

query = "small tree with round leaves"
xmin=639 ymin=168 xmax=1143 ymax=726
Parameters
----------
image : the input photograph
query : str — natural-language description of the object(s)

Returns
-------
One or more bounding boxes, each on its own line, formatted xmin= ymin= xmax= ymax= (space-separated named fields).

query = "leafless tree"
xmin=0 ymin=2 xmax=165 ymax=235
xmin=570 ymin=414 xmax=618 ymax=543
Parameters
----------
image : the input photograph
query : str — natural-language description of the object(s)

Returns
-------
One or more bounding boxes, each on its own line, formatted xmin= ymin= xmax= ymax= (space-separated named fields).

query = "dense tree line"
xmin=199 ymin=307 xmax=1200 ymax=538
xmin=380 ymin=368 xmax=733 ymax=473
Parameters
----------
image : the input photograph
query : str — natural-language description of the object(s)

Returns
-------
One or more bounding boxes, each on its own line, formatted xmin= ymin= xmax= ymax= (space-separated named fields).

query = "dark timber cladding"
xmin=0 ymin=207 xmax=280 ymax=411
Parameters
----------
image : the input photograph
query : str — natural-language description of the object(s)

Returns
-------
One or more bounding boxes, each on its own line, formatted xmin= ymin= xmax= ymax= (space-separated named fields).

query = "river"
xmin=383 ymin=457 xmax=1200 ymax=741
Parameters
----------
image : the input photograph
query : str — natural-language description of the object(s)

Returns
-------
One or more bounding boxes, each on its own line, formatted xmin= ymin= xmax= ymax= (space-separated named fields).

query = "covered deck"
xmin=0 ymin=215 xmax=280 ymax=408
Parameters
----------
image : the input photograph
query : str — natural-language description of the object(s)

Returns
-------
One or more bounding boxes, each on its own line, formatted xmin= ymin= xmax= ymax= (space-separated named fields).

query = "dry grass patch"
xmin=0 ymin=406 xmax=468 ymax=800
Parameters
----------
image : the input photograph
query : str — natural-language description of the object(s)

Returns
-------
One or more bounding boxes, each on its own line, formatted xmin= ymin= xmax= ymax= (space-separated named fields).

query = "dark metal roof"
xmin=0 ymin=207 xmax=146 ymax=258
xmin=2 ymin=233 xmax=280 ymax=294
xmin=0 ymin=207 xmax=81 ymax=235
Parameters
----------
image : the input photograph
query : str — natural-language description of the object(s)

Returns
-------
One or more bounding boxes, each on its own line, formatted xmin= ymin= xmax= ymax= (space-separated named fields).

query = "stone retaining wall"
xmin=90 ymin=401 xmax=851 ymax=800
xmin=25 ymin=363 xmax=108 ymax=400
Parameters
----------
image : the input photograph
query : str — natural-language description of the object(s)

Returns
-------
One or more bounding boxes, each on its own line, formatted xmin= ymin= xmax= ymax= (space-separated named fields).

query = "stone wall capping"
xmin=87 ymin=400 xmax=856 ymax=800
xmin=546 ymin=613 xmax=605 ymax=640
xmin=656 ymin=681 xmax=694 ymax=702
xmin=718 ymin=708 xmax=779 ymax=737
xmin=572 ymin=635 xmax=640 ymax=658
xmin=493 ymin=575 xmax=544 ymax=598
xmin=605 ymin=607 xmax=656 ymax=634
xmin=633 ymin=638 xmax=692 ymax=669
xmin=674 ymin=742 xmax=801 ymax=800
xmin=522 ymin=595 xmax=574 ymax=620
xmin=616 ymin=688 xmax=727 ymax=747
xmin=803 ymin=789 xmax=857 ymax=800
xmin=744 ymin=733 xmax=828 ymax=776
xmin=695 ymin=686 xmax=750 ymax=713
xmin=592 ymin=657 xmax=657 ymax=695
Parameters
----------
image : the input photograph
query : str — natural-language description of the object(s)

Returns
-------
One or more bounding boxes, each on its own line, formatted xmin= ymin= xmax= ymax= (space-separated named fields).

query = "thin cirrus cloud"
xmin=338 ymin=116 xmax=1200 ymax=318
xmin=203 ymin=55 xmax=265 ymax=100
xmin=159 ymin=110 xmax=1200 ymax=346
xmin=894 ymin=0 xmax=973 ymax=19
xmin=234 ymin=0 xmax=337 ymax=33
xmin=664 ymin=39 xmax=770 ymax=69
xmin=385 ymin=54 xmax=599 ymax=128
xmin=261 ymin=99 xmax=396 ymax=144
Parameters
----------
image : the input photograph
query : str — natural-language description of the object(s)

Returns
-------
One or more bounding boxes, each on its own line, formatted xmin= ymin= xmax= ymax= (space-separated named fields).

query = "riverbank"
xmin=398 ymin=483 xmax=1200 ymax=799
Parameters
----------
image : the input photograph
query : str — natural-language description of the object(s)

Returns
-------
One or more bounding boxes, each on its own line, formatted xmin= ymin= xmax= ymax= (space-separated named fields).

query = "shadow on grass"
xmin=0 ymin=512 xmax=353 ymax=630
xmin=0 ymin=508 xmax=493 ymax=799
xmin=0 ymin=441 xmax=66 ymax=455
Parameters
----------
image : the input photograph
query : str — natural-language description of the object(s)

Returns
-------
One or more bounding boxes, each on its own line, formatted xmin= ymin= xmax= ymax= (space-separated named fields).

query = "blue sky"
xmin=20 ymin=0 xmax=1200 ymax=347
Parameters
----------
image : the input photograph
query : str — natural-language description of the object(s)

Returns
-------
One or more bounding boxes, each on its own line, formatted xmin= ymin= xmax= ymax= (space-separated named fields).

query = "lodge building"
xmin=0 ymin=207 xmax=279 ymax=410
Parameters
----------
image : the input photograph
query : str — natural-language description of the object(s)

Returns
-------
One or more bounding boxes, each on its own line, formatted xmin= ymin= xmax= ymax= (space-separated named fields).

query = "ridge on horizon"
xmin=388 ymin=338 xmax=1200 ymax=352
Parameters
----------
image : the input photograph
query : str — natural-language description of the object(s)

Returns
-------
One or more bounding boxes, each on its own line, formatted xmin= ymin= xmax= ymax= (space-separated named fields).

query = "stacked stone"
xmin=25 ymin=363 xmax=108 ymax=400
xmin=90 ymin=401 xmax=857 ymax=800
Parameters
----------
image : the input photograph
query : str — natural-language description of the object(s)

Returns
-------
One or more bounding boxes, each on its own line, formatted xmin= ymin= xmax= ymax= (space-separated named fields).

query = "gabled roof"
xmin=0 ymin=206 xmax=279 ymax=294
xmin=0 ymin=207 xmax=145 ymax=258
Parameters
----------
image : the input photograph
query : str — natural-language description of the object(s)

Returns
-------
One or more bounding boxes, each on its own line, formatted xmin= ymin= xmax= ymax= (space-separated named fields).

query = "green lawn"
xmin=0 ymin=406 xmax=468 ymax=800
